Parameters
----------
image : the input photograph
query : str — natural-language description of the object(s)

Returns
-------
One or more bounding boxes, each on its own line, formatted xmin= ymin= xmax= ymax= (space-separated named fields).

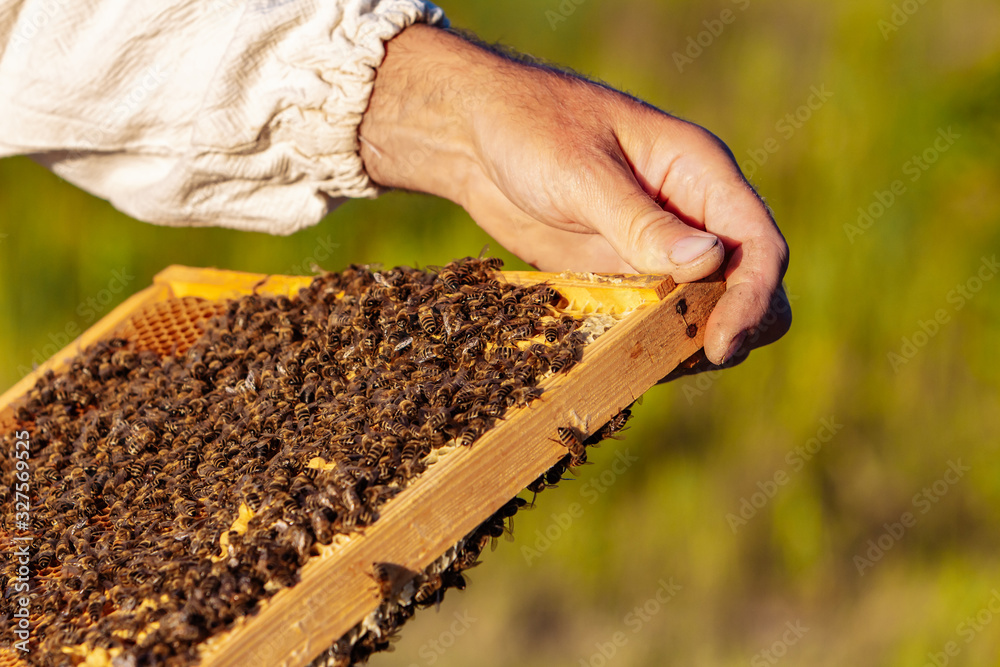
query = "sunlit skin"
xmin=360 ymin=24 xmax=790 ymax=366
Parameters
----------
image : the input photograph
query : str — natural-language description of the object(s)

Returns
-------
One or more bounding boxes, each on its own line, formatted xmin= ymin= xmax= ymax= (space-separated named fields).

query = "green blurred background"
xmin=2 ymin=0 xmax=999 ymax=665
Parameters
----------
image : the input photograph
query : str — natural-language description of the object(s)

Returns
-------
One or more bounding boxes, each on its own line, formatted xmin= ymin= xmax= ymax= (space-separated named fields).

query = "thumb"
xmin=600 ymin=185 xmax=725 ymax=282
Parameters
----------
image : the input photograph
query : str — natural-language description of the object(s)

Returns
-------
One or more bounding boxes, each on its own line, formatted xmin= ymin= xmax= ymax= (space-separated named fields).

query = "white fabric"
xmin=0 ymin=0 xmax=447 ymax=234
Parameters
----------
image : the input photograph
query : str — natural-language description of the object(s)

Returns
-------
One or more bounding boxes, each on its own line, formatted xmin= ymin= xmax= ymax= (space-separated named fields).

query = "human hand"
xmin=359 ymin=25 xmax=790 ymax=365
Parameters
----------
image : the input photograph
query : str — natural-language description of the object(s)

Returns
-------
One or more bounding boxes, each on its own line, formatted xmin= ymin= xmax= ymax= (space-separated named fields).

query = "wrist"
xmin=359 ymin=25 xmax=489 ymax=207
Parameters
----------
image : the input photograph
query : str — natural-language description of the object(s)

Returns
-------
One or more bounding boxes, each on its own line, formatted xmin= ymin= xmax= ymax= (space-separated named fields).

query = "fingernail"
xmin=723 ymin=330 xmax=747 ymax=364
xmin=668 ymin=235 xmax=718 ymax=266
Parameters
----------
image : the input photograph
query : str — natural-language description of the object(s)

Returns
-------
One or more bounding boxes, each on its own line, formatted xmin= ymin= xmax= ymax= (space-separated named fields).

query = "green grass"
xmin=2 ymin=1 xmax=999 ymax=665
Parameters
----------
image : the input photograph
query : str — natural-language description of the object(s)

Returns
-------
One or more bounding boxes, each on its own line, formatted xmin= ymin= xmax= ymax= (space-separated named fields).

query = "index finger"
xmin=657 ymin=128 xmax=791 ymax=364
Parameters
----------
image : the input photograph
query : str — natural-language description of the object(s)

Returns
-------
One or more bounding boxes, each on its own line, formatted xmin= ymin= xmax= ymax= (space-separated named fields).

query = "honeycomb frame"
xmin=0 ymin=265 xmax=724 ymax=667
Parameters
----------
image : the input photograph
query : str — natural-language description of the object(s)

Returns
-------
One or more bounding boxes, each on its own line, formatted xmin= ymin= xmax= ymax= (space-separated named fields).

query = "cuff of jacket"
xmin=319 ymin=0 xmax=448 ymax=200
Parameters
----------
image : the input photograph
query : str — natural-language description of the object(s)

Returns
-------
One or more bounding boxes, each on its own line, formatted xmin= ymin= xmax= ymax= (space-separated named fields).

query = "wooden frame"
xmin=0 ymin=265 xmax=724 ymax=666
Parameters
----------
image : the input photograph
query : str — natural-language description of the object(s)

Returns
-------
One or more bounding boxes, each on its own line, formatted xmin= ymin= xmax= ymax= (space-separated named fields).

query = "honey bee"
xmin=552 ymin=426 xmax=587 ymax=467
xmin=480 ymin=497 xmax=525 ymax=543
xmin=597 ymin=407 xmax=632 ymax=440
xmin=514 ymin=362 xmax=539 ymax=385
xmin=548 ymin=348 xmax=577 ymax=374
xmin=35 ymin=550 xmax=55 ymax=569
xmin=501 ymin=292 xmax=519 ymax=314
xmin=414 ymin=573 xmax=444 ymax=608
xmin=437 ymin=268 xmax=462 ymax=291
xmin=532 ymin=285 xmax=560 ymax=304
xmin=86 ymin=599 xmax=104 ymax=623
xmin=508 ymin=385 xmax=543 ymax=408
xmin=370 ymin=562 xmax=418 ymax=601
xmin=174 ymin=498 xmax=199 ymax=518
xmin=452 ymin=383 xmax=485 ymax=408
xmin=483 ymin=515 xmax=507 ymax=551
xmin=456 ymin=424 xmax=480 ymax=447
xmin=417 ymin=305 xmax=439 ymax=336
xmin=460 ymin=337 xmax=485 ymax=360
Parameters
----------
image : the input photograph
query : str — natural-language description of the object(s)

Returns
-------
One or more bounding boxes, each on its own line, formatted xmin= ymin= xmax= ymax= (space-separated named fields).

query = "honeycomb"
xmin=114 ymin=297 xmax=228 ymax=357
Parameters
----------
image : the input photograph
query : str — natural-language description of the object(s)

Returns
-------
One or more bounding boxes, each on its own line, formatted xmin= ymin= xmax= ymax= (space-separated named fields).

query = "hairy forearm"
xmin=358 ymin=25 xmax=617 ymax=211
xmin=358 ymin=25 xmax=487 ymax=205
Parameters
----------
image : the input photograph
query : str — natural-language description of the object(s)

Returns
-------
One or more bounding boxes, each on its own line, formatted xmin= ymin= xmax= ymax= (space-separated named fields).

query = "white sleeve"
xmin=0 ymin=0 xmax=447 ymax=234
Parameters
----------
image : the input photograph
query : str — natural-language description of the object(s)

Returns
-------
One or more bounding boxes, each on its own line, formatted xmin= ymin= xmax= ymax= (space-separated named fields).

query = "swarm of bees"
xmin=0 ymin=257 xmax=633 ymax=667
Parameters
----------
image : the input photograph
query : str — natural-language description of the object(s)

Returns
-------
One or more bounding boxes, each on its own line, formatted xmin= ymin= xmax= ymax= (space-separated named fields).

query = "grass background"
xmin=2 ymin=0 xmax=999 ymax=665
